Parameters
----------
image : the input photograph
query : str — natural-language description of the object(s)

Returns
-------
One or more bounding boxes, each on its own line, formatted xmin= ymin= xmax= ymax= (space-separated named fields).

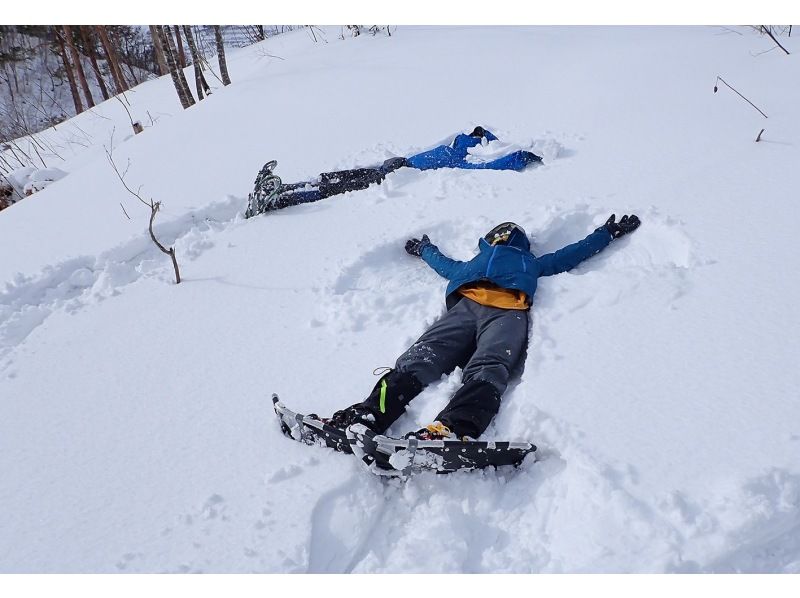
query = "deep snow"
xmin=1 ymin=26 xmax=799 ymax=573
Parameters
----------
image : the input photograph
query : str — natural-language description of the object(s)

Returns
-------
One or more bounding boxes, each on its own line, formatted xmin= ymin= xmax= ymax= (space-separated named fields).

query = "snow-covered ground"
xmin=1 ymin=26 xmax=799 ymax=573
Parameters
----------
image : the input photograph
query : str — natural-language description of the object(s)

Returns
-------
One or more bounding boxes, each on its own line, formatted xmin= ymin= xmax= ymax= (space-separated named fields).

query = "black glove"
xmin=380 ymin=157 xmax=408 ymax=174
xmin=602 ymin=214 xmax=641 ymax=239
xmin=405 ymin=234 xmax=431 ymax=257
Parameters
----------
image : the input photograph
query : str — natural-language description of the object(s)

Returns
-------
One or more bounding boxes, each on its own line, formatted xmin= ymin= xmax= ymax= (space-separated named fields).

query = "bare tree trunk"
xmin=155 ymin=26 xmax=194 ymax=109
xmin=81 ymin=26 xmax=110 ymax=100
xmin=96 ymin=26 xmax=128 ymax=94
xmin=182 ymin=25 xmax=211 ymax=100
xmin=55 ymin=26 xmax=84 ymax=114
xmin=173 ymin=26 xmax=187 ymax=68
xmin=163 ymin=26 xmax=194 ymax=105
xmin=2 ymin=64 xmax=15 ymax=103
xmin=149 ymin=25 xmax=169 ymax=75
xmin=114 ymin=33 xmax=140 ymax=86
xmin=62 ymin=25 xmax=94 ymax=108
xmin=213 ymin=26 xmax=231 ymax=86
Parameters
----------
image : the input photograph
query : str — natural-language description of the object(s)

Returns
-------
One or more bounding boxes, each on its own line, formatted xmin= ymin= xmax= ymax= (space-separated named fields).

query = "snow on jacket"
xmin=420 ymin=226 xmax=613 ymax=309
xmin=406 ymin=129 xmax=542 ymax=171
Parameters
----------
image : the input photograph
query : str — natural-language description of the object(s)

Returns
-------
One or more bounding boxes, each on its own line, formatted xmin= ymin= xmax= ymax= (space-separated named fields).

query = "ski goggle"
xmin=484 ymin=222 xmax=526 ymax=245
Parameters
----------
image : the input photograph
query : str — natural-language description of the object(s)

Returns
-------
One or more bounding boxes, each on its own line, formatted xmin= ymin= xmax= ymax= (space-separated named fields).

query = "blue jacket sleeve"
xmin=419 ymin=243 xmax=465 ymax=280
xmin=536 ymin=228 xmax=613 ymax=277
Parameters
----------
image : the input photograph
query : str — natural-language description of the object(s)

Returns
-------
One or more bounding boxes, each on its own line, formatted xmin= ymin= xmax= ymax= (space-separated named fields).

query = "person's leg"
xmin=331 ymin=300 xmax=477 ymax=433
xmin=269 ymin=185 xmax=322 ymax=209
xmin=268 ymin=166 xmax=389 ymax=211
xmin=435 ymin=305 xmax=529 ymax=439
xmin=318 ymin=168 xmax=385 ymax=199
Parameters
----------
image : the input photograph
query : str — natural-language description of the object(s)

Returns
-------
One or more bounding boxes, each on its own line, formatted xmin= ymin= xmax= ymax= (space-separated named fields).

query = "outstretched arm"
xmin=537 ymin=214 xmax=640 ymax=277
xmin=405 ymin=235 xmax=466 ymax=280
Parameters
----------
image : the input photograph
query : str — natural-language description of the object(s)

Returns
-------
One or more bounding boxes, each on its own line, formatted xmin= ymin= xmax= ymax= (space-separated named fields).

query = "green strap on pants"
xmin=379 ymin=379 xmax=388 ymax=414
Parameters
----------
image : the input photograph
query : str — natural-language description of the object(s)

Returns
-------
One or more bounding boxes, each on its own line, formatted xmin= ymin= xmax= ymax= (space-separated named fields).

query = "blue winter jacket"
xmin=420 ymin=226 xmax=613 ymax=309
xmin=406 ymin=129 xmax=542 ymax=172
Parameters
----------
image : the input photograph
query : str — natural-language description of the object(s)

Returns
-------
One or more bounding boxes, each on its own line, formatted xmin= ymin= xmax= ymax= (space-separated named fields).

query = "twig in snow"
xmin=105 ymin=133 xmax=181 ymax=284
xmin=750 ymin=46 xmax=780 ymax=57
xmin=713 ymin=76 xmax=768 ymax=119
xmin=114 ymin=95 xmax=142 ymax=134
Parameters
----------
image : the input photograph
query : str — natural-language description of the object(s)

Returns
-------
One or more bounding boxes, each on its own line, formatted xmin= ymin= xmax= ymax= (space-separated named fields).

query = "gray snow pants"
xmin=362 ymin=297 xmax=529 ymax=437
xmin=396 ymin=297 xmax=529 ymax=393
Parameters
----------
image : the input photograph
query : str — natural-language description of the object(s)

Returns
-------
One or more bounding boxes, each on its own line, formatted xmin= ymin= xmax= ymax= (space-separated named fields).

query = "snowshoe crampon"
xmin=272 ymin=394 xmax=352 ymax=454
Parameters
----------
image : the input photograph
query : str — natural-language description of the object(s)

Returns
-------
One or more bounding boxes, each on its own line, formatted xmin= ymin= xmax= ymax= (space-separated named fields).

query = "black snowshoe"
xmin=245 ymin=160 xmax=283 ymax=218
xmin=347 ymin=423 xmax=536 ymax=478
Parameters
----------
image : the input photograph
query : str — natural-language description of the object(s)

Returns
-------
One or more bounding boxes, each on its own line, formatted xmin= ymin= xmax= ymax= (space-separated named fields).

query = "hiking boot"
xmin=245 ymin=160 xmax=283 ymax=218
xmin=326 ymin=406 xmax=378 ymax=431
xmin=404 ymin=421 xmax=456 ymax=441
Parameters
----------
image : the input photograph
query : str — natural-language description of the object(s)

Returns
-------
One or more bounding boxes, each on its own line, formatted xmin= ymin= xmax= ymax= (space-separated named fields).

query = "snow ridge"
xmin=0 ymin=196 xmax=244 ymax=373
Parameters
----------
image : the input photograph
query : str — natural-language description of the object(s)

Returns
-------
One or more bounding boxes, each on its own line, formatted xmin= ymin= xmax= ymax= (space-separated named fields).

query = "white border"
xmin=2 ymin=574 xmax=800 ymax=597
xmin=1 ymin=1 xmax=800 ymax=25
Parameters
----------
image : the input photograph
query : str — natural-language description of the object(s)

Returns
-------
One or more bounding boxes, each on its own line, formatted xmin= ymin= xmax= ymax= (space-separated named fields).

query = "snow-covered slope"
xmin=1 ymin=26 xmax=799 ymax=573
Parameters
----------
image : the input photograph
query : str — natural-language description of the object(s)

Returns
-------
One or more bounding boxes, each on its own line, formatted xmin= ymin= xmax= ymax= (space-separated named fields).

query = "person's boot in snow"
xmin=327 ymin=369 xmax=424 ymax=433
xmin=404 ymin=422 xmax=456 ymax=441
xmin=325 ymin=405 xmax=377 ymax=431
xmin=435 ymin=379 xmax=503 ymax=440
xmin=245 ymin=160 xmax=283 ymax=218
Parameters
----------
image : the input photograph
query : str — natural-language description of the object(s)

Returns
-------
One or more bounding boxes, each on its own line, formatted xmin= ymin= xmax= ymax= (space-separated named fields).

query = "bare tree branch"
xmin=761 ymin=25 xmax=791 ymax=55
xmin=105 ymin=135 xmax=181 ymax=283
xmin=713 ymin=76 xmax=768 ymax=119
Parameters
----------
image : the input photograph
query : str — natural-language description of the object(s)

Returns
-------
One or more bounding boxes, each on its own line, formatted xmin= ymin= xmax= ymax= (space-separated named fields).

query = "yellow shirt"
xmin=457 ymin=281 xmax=529 ymax=310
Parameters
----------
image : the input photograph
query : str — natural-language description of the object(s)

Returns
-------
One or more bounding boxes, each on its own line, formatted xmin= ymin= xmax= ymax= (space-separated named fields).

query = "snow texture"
xmin=1 ymin=26 xmax=799 ymax=573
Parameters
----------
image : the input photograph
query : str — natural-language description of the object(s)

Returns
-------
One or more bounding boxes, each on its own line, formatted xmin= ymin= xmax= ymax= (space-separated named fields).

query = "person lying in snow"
xmin=405 ymin=125 xmax=541 ymax=172
xmin=244 ymin=127 xmax=541 ymax=217
xmin=324 ymin=215 xmax=641 ymax=441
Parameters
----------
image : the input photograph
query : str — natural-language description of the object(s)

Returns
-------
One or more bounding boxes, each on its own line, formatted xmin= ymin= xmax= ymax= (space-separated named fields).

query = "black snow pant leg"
xmin=318 ymin=168 xmax=385 ymax=198
xmin=342 ymin=369 xmax=424 ymax=434
xmin=339 ymin=300 xmax=479 ymax=434
xmin=436 ymin=380 xmax=502 ymax=440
